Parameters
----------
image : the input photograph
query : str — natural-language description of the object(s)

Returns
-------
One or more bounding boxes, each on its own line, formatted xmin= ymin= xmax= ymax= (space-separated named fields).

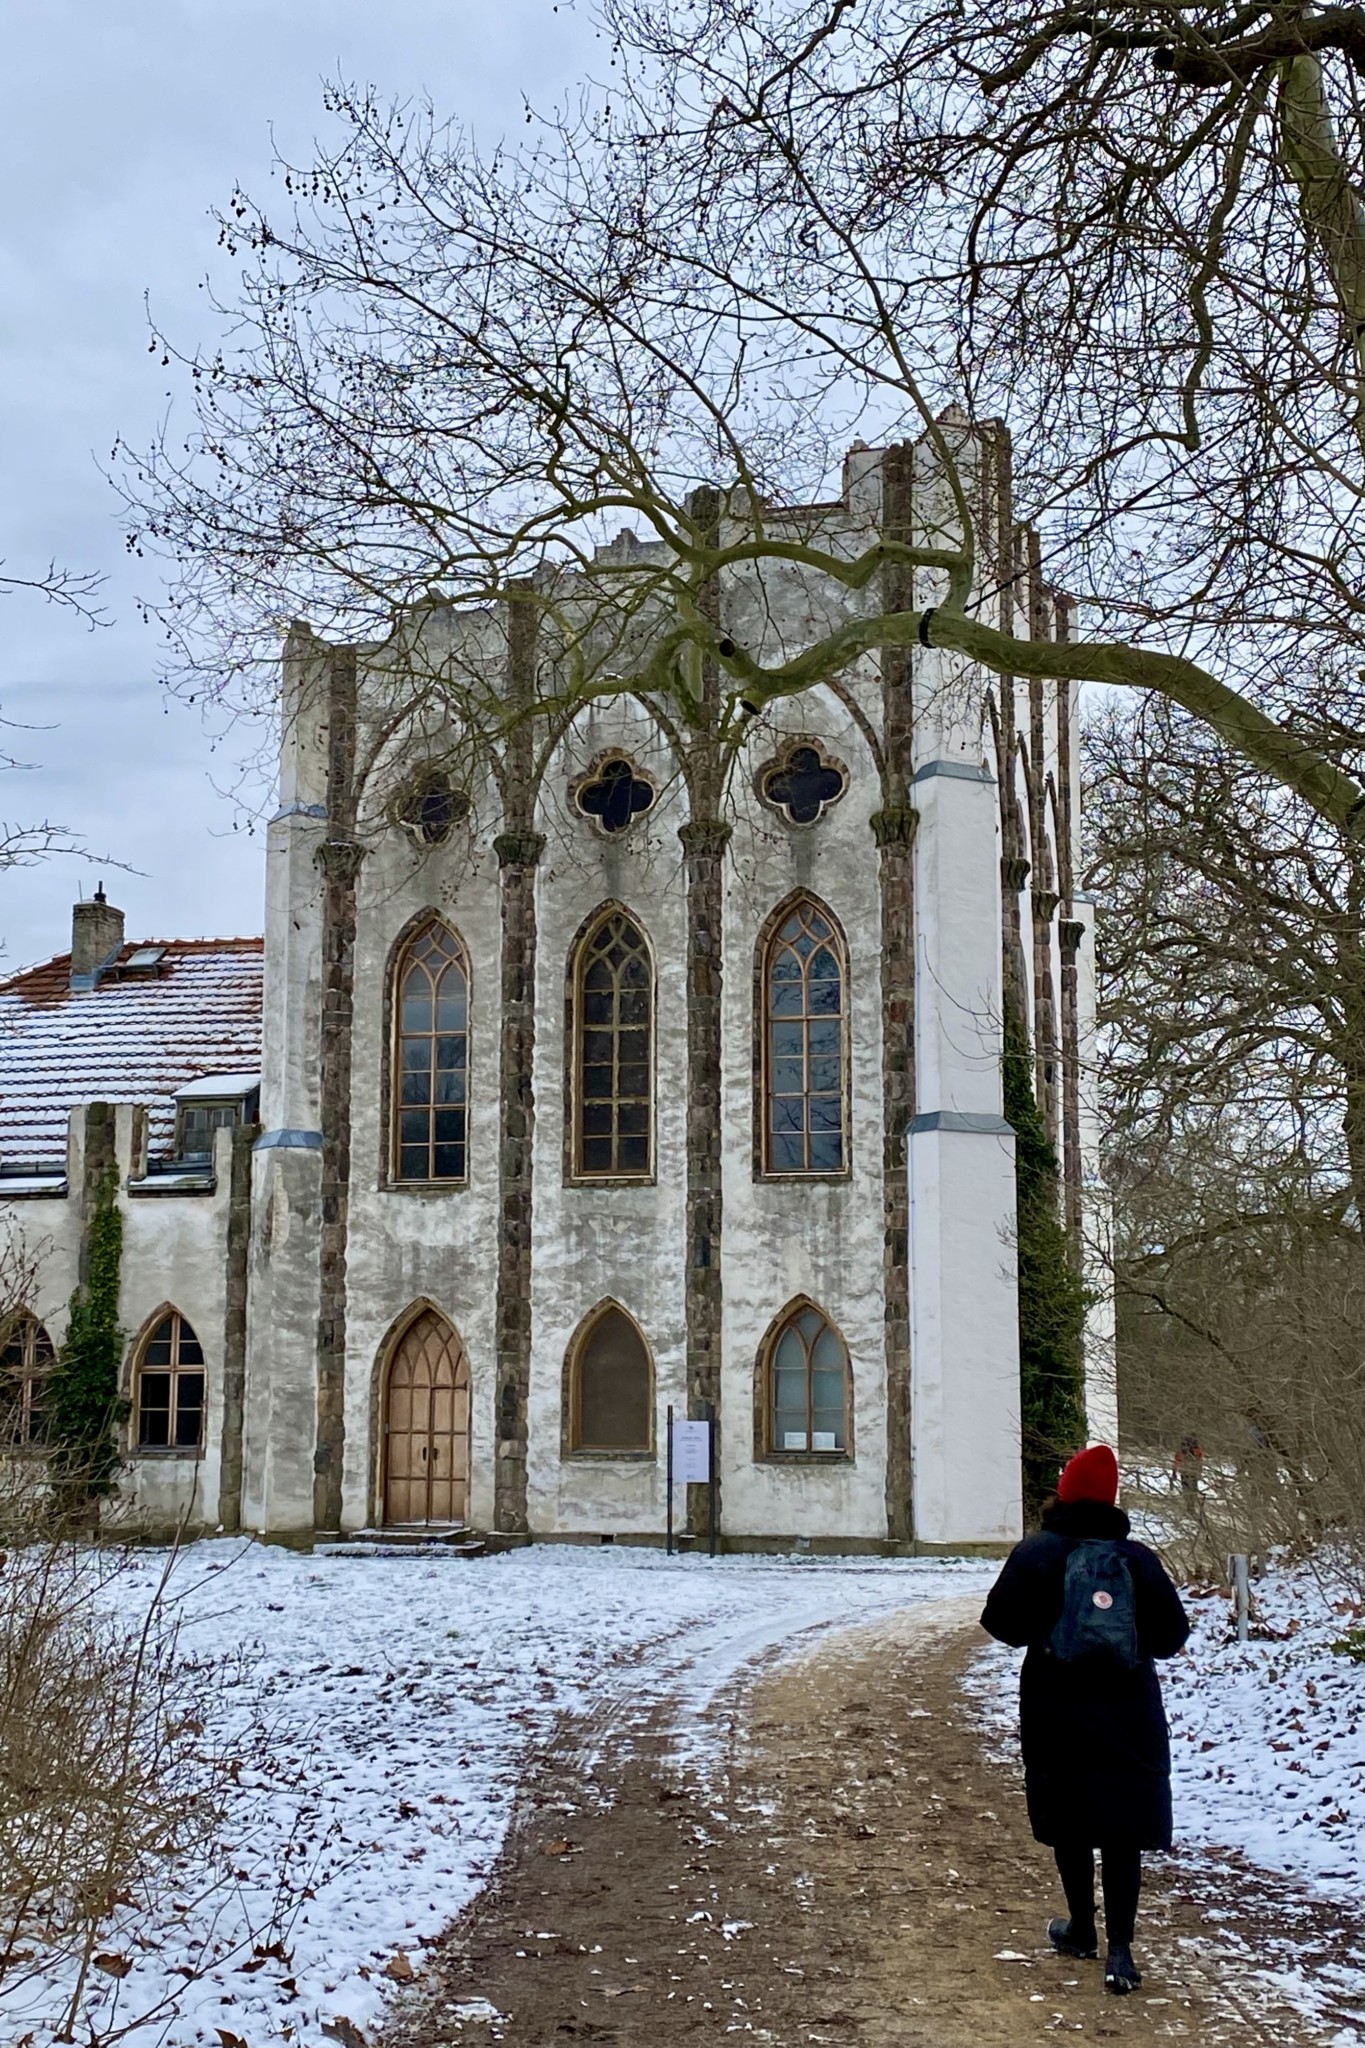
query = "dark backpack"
xmin=1049 ymin=1539 xmax=1140 ymax=1670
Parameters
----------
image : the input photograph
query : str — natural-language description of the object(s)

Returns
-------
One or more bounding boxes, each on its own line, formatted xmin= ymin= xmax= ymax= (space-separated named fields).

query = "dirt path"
xmin=385 ymin=1600 xmax=1364 ymax=2046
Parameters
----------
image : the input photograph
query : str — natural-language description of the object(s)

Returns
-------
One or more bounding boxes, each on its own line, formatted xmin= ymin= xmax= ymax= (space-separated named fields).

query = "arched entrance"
xmin=381 ymin=1309 xmax=470 ymax=1526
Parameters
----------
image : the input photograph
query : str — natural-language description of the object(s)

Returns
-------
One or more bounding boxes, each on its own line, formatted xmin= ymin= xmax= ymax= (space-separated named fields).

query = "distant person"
xmin=980 ymin=1444 xmax=1190 ymax=1995
xmin=1172 ymin=1434 xmax=1204 ymax=1496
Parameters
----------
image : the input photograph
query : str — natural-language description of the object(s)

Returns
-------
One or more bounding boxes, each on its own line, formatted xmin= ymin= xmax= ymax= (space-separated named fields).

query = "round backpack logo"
xmin=1092 ymin=1589 xmax=1114 ymax=1610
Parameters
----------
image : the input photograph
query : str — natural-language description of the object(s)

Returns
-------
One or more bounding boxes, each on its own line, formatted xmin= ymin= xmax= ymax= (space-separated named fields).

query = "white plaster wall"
xmin=528 ymin=698 xmax=688 ymax=1536
xmin=341 ymin=761 xmax=504 ymax=1533
xmin=720 ymin=680 xmax=890 ymax=1542
xmin=115 ymin=1111 xmax=234 ymax=1530
xmin=3 ymin=1107 xmax=238 ymax=1533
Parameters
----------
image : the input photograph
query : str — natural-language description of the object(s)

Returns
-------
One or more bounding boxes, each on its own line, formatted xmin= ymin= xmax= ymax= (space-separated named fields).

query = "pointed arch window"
xmin=762 ymin=898 xmax=848 ymax=1175
xmin=572 ymin=910 xmax=653 ymax=1180
xmin=566 ymin=1303 xmax=653 ymax=1453
xmin=392 ymin=920 xmax=469 ymax=1184
xmin=0 ymin=1313 xmax=54 ymax=1448
xmin=136 ymin=1311 xmax=205 ymax=1452
xmin=764 ymin=1302 xmax=849 ymax=1456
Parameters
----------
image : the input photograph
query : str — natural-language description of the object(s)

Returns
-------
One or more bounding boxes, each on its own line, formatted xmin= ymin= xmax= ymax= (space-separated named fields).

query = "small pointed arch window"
xmin=761 ymin=897 xmax=848 ymax=1176
xmin=392 ymin=919 xmax=469 ymax=1184
xmin=763 ymin=1301 xmax=850 ymax=1456
xmin=567 ymin=1303 xmax=653 ymax=1453
xmin=571 ymin=908 xmax=653 ymax=1181
xmin=0 ymin=1312 xmax=54 ymax=1448
xmin=136 ymin=1310 xmax=205 ymax=1452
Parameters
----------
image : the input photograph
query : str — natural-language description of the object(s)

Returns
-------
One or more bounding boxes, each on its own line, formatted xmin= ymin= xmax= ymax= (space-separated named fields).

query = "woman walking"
xmin=980 ymin=1444 xmax=1190 ymax=1993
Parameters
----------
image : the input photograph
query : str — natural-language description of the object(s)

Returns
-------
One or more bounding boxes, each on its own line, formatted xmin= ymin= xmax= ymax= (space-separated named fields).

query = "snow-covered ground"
xmin=3 ymin=1541 xmax=991 ymax=2048
xmin=970 ymin=1552 xmax=1365 ymax=1908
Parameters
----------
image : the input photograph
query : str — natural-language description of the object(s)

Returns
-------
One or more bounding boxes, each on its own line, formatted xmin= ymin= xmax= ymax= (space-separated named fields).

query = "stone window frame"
xmin=752 ymin=890 xmax=854 ymax=1184
xmin=391 ymin=767 xmax=472 ymax=849
xmin=751 ymin=1295 xmax=855 ymax=1466
xmin=0 ymin=1310 xmax=55 ymax=1451
xmin=560 ymin=1298 xmax=657 ymax=1462
xmin=129 ymin=1305 xmax=207 ymax=1459
xmin=563 ymin=900 xmax=658 ymax=1187
xmin=381 ymin=908 xmax=473 ymax=1194
xmin=754 ymin=734 xmax=850 ymax=829
xmin=568 ymin=749 xmax=658 ymax=839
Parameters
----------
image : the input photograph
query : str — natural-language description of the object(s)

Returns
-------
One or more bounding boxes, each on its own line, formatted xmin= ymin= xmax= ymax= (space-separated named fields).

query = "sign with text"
xmin=670 ymin=1418 xmax=712 ymax=1485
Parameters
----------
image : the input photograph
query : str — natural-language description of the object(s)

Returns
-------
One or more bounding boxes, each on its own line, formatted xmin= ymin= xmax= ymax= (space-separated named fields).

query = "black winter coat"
xmin=980 ymin=1500 xmax=1190 ymax=1849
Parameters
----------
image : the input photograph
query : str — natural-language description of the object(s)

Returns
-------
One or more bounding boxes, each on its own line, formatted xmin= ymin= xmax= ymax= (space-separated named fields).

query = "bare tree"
xmin=113 ymin=5 xmax=1365 ymax=828
xmin=1087 ymin=692 xmax=1365 ymax=1213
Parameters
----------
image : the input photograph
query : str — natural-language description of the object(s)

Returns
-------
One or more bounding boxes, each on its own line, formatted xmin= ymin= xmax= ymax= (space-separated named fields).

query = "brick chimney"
xmin=70 ymin=885 xmax=125 ymax=984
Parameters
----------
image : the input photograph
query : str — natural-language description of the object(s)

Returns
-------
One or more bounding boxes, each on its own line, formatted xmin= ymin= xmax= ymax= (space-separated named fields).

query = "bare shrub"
xmin=1114 ymin=1141 xmax=1365 ymax=1592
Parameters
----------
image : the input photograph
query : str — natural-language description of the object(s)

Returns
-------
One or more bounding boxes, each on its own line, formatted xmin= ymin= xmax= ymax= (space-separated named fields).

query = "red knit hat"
xmin=1057 ymin=1444 xmax=1119 ymax=1506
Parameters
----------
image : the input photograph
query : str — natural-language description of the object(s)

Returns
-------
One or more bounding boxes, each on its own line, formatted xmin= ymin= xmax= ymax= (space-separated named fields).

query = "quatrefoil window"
xmin=574 ymin=756 xmax=656 ymax=836
xmin=760 ymin=744 xmax=848 ymax=827
xmin=398 ymin=772 xmax=471 ymax=847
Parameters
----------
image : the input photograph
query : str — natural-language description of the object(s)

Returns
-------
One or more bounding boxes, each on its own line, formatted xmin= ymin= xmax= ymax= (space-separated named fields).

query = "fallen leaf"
xmin=383 ymin=1951 xmax=415 ymax=1982
xmin=322 ymin=2021 xmax=367 ymax=2048
xmin=216 ymin=2031 xmax=250 ymax=2048
xmin=93 ymin=1953 xmax=133 ymax=1979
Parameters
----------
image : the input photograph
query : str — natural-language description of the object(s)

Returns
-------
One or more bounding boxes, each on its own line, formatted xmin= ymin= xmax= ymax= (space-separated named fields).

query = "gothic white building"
xmin=0 ymin=433 xmax=1109 ymax=1552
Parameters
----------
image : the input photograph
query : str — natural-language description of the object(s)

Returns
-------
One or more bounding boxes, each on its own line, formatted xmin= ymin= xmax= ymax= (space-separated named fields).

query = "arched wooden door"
xmin=382 ymin=1310 xmax=470 ymax=1526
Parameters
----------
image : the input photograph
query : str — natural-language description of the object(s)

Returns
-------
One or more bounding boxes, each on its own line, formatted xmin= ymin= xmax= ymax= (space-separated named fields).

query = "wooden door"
xmin=382 ymin=1310 xmax=470 ymax=1526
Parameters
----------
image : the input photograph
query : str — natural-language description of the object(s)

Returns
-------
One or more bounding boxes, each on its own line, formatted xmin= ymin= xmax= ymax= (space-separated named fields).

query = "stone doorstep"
xmin=312 ymin=1524 xmax=488 ymax=1560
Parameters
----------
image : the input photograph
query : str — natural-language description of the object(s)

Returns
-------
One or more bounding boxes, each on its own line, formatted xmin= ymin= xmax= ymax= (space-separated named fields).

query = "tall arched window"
xmin=0 ymin=1313 xmax=54 ymax=1448
xmin=136 ymin=1311 xmax=205 ymax=1452
xmin=763 ymin=1301 xmax=849 ymax=1456
xmin=392 ymin=919 xmax=469 ymax=1184
xmin=572 ymin=909 xmax=653 ymax=1180
xmin=761 ymin=898 xmax=848 ymax=1175
xmin=567 ymin=1303 xmax=653 ymax=1453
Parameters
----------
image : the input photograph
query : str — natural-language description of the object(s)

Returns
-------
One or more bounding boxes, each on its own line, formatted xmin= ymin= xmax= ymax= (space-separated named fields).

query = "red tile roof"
xmin=0 ymin=939 xmax=264 ymax=1168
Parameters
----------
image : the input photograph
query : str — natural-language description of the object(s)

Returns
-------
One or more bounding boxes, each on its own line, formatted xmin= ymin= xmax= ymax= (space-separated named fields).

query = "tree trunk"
xmin=493 ymin=599 xmax=543 ymax=1539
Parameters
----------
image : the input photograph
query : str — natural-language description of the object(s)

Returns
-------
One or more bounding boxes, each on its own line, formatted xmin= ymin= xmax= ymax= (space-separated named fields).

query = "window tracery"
xmin=0 ymin=1313 xmax=53 ymax=1448
xmin=761 ymin=898 xmax=848 ymax=1175
xmin=392 ymin=920 xmax=469 ymax=1184
xmin=758 ymin=741 xmax=848 ymax=826
xmin=573 ymin=756 xmax=656 ymax=836
xmin=572 ymin=910 xmax=653 ymax=1180
xmin=763 ymin=1301 xmax=849 ymax=1456
xmin=136 ymin=1310 xmax=205 ymax=1452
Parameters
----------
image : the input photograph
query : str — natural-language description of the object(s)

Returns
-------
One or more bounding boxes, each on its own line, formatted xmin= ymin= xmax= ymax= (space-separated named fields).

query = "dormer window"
xmin=173 ymin=1075 xmax=261 ymax=1161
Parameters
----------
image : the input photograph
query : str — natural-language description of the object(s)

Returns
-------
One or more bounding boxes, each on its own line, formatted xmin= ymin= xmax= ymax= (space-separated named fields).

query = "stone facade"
xmin=0 ymin=433 xmax=1105 ymax=1551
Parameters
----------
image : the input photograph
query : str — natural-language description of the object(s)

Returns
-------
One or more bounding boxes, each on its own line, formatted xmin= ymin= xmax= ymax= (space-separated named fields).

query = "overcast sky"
xmin=0 ymin=0 xmax=594 ymax=971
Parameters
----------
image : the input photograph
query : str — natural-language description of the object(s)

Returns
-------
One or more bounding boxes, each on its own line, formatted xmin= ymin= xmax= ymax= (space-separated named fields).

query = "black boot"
xmin=1047 ymin=1916 xmax=1098 ymax=1960
xmin=1104 ymin=1943 xmax=1141 ymax=1994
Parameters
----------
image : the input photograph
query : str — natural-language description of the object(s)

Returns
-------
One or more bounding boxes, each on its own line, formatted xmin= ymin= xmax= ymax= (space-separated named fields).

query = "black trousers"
xmin=1053 ymin=1841 xmax=1142 ymax=1946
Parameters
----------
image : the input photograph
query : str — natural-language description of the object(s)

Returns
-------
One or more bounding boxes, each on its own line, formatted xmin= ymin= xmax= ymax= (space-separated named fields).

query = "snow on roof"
xmin=175 ymin=1071 xmax=261 ymax=1100
xmin=0 ymin=937 xmax=264 ymax=1168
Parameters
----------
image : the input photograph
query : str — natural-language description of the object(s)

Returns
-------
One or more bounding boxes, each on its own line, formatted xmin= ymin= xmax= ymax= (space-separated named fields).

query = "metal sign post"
xmin=666 ymin=1403 xmax=675 ymax=1556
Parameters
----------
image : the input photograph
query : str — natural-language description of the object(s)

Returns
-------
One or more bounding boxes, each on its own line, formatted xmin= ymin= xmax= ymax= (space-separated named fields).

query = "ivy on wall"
xmin=48 ymin=1168 xmax=129 ymax=1518
xmin=1003 ymin=1012 xmax=1089 ymax=1525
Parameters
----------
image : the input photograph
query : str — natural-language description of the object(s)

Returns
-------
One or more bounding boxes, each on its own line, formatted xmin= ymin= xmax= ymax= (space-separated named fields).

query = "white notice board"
xmin=671 ymin=1418 xmax=711 ymax=1484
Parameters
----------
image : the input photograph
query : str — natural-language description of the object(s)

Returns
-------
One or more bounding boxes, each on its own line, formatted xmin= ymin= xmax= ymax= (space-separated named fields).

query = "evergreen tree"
xmin=48 ymin=1170 xmax=128 ymax=1520
xmin=1003 ymin=1012 xmax=1089 ymax=1523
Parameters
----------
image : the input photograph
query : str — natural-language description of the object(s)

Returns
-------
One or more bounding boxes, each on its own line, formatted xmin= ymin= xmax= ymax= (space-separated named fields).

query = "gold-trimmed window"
xmin=135 ymin=1311 xmax=205 ymax=1453
xmin=567 ymin=1304 xmax=652 ymax=1453
xmin=392 ymin=920 xmax=469 ymax=1185
xmin=0 ymin=1313 xmax=54 ymax=1449
xmin=573 ymin=910 xmax=653 ymax=1180
xmin=762 ymin=898 xmax=847 ymax=1175
xmin=764 ymin=1302 xmax=849 ymax=1455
